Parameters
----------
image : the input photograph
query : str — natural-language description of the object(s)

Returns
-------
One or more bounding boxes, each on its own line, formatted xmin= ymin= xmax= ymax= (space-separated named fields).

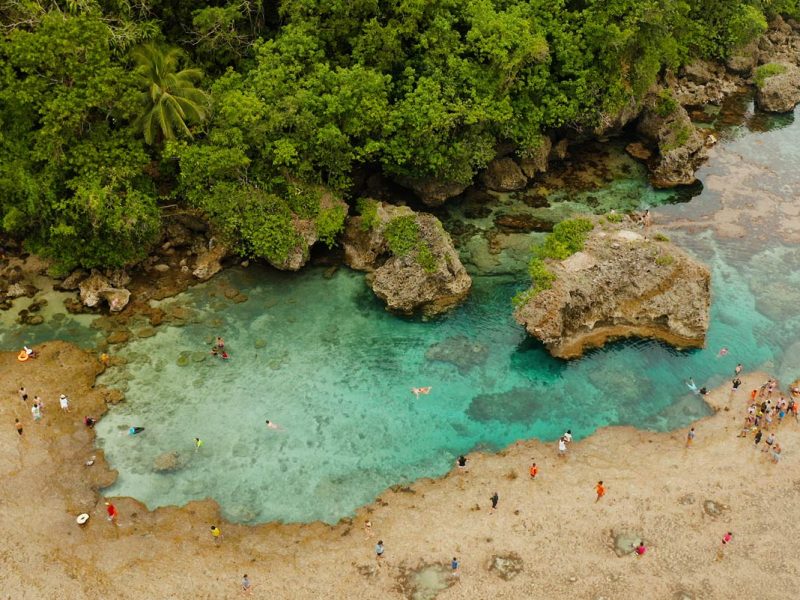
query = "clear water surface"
xmin=5 ymin=99 xmax=798 ymax=524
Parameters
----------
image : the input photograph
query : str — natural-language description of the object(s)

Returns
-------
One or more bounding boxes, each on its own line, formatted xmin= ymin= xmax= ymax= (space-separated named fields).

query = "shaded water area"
xmin=4 ymin=97 xmax=799 ymax=524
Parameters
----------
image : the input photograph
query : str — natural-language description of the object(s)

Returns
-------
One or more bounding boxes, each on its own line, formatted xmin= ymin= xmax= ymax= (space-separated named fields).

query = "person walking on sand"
xmin=364 ymin=520 xmax=373 ymax=538
xmin=194 ymin=437 xmax=204 ymax=452
xmin=456 ymin=455 xmax=468 ymax=472
xmin=490 ymin=492 xmax=499 ymax=513
xmin=558 ymin=437 xmax=567 ymax=457
xmin=595 ymin=481 xmax=605 ymax=503
xmin=211 ymin=525 xmax=222 ymax=544
xmin=241 ymin=574 xmax=252 ymax=595
xmin=105 ymin=501 xmax=118 ymax=523
xmin=59 ymin=394 xmax=70 ymax=413
xmin=18 ymin=387 xmax=28 ymax=403
xmin=716 ymin=531 xmax=733 ymax=560
xmin=31 ymin=402 xmax=41 ymax=421
xmin=753 ymin=429 xmax=763 ymax=447
xmin=529 ymin=462 xmax=538 ymax=480
xmin=771 ymin=442 xmax=782 ymax=463
xmin=375 ymin=540 xmax=385 ymax=566
xmin=762 ymin=432 xmax=775 ymax=453
xmin=451 ymin=557 xmax=460 ymax=577
xmin=686 ymin=427 xmax=696 ymax=448
xmin=15 ymin=418 xmax=23 ymax=436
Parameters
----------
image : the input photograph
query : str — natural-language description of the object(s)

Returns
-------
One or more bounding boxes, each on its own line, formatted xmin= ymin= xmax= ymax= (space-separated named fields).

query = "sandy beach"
xmin=2 ymin=341 xmax=798 ymax=599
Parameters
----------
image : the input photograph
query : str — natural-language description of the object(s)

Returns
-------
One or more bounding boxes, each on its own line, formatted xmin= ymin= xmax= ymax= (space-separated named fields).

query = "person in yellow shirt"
xmin=210 ymin=525 xmax=222 ymax=543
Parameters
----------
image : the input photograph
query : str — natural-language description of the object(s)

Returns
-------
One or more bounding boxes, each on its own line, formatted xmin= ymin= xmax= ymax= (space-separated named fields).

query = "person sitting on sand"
xmin=634 ymin=541 xmax=646 ymax=557
xmin=411 ymin=387 xmax=432 ymax=398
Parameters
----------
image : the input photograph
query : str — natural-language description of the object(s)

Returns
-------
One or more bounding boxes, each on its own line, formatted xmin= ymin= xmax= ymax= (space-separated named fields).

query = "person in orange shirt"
xmin=529 ymin=462 xmax=538 ymax=480
xmin=595 ymin=480 xmax=605 ymax=502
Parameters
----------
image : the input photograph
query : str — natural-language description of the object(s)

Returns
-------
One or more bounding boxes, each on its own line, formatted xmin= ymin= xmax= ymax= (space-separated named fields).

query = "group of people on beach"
xmin=14 ymin=385 xmax=84 ymax=434
xmin=736 ymin=375 xmax=795 ymax=463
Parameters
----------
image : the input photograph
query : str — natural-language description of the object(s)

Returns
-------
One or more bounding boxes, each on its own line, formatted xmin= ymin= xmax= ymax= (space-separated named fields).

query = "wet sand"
xmin=2 ymin=342 xmax=798 ymax=599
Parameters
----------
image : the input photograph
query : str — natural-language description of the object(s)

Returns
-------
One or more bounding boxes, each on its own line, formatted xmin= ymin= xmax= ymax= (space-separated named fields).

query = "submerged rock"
xmin=425 ymin=336 xmax=488 ymax=373
xmin=343 ymin=201 xmax=471 ymax=316
xmin=153 ymin=451 xmax=183 ymax=473
xmin=514 ymin=221 xmax=711 ymax=359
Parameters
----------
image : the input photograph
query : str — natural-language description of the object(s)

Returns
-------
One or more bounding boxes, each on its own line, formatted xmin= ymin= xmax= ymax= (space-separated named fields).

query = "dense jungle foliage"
xmin=1 ymin=0 xmax=797 ymax=271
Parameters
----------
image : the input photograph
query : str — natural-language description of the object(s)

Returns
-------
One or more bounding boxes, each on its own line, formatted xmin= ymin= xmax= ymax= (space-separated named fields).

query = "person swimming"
xmin=265 ymin=420 xmax=282 ymax=430
xmin=717 ymin=347 xmax=728 ymax=357
xmin=128 ymin=426 xmax=145 ymax=435
xmin=686 ymin=378 xmax=699 ymax=394
xmin=411 ymin=387 xmax=432 ymax=398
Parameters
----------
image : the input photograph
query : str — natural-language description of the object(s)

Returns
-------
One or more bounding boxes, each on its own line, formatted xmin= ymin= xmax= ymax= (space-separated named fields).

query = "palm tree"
xmin=132 ymin=44 xmax=211 ymax=145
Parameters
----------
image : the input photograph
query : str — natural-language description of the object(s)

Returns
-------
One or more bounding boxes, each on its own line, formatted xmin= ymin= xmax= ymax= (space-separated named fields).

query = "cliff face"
xmin=514 ymin=224 xmax=710 ymax=359
xmin=343 ymin=201 xmax=471 ymax=316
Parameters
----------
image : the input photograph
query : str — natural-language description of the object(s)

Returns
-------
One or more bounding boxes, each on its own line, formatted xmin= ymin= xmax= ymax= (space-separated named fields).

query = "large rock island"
xmin=514 ymin=217 xmax=710 ymax=358
xmin=343 ymin=201 xmax=471 ymax=316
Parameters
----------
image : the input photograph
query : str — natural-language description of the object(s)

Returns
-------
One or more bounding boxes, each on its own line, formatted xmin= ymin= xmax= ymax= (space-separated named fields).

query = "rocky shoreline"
xmin=2 ymin=343 xmax=799 ymax=599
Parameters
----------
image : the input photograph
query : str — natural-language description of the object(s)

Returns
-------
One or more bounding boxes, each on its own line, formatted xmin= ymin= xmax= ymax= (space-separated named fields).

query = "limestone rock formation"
xmin=78 ymin=271 xmax=131 ymax=312
xmin=755 ymin=63 xmax=800 ymax=113
xmin=518 ymin=136 xmax=552 ymax=178
xmin=669 ymin=61 xmax=742 ymax=106
xmin=271 ymin=191 xmax=349 ymax=271
xmin=343 ymin=201 xmax=471 ymax=316
xmin=636 ymin=94 xmax=708 ymax=188
xmin=514 ymin=222 xmax=711 ymax=359
xmin=192 ymin=241 xmax=229 ymax=280
xmin=394 ymin=175 xmax=469 ymax=207
xmin=483 ymin=157 xmax=527 ymax=192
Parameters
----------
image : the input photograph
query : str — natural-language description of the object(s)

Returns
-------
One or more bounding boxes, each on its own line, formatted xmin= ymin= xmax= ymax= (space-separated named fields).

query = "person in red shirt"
xmin=105 ymin=501 xmax=118 ymax=523
xmin=529 ymin=462 xmax=538 ymax=479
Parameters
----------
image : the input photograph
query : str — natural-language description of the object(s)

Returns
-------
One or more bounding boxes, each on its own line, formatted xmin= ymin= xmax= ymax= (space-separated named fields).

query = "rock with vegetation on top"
xmin=343 ymin=200 xmax=471 ymax=316
xmin=482 ymin=157 xmax=527 ymax=192
xmin=755 ymin=63 xmax=800 ymax=113
xmin=514 ymin=218 xmax=710 ymax=359
xmin=636 ymin=91 xmax=708 ymax=187
xmin=271 ymin=191 xmax=348 ymax=271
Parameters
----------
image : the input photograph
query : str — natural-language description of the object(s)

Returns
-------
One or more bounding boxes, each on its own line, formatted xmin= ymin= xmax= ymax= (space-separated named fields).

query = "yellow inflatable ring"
xmin=17 ymin=351 xmax=29 ymax=362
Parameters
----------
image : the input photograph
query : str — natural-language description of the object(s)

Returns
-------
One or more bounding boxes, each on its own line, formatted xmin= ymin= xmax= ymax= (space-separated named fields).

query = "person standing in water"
xmin=194 ymin=437 xmax=204 ymax=452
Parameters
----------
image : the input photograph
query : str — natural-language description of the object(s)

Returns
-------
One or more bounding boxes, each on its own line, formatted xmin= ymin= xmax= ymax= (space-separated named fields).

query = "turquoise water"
xmin=6 ymin=99 xmax=799 ymax=524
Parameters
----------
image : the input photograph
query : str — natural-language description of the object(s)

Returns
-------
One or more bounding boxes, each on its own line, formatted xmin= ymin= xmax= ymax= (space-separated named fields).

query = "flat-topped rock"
xmin=514 ymin=220 xmax=710 ymax=358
